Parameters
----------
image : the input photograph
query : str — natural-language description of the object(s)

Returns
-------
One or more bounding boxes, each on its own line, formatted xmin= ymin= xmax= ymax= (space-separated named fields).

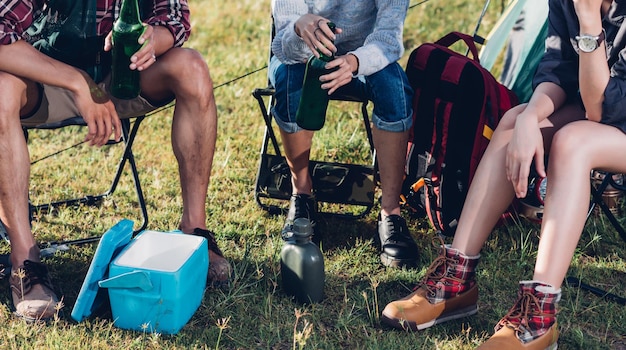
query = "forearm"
xmin=521 ymin=82 xmax=567 ymax=122
xmin=0 ymin=41 xmax=89 ymax=94
xmin=577 ymin=8 xmax=609 ymax=122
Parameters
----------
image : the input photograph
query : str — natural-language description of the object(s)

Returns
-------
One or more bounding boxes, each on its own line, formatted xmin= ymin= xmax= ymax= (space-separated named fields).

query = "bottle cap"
xmin=293 ymin=218 xmax=314 ymax=238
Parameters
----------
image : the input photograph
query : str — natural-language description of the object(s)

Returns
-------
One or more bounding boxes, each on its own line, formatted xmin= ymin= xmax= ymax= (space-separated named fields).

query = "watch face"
xmin=578 ymin=36 xmax=598 ymax=53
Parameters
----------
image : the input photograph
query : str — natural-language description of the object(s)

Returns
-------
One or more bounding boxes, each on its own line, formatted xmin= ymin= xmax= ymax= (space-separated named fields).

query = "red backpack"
xmin=401 ymin=32 xmax=519 ymax=236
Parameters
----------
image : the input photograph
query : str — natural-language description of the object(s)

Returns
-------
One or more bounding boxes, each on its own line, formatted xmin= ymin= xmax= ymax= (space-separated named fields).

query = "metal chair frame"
xmin=24 ymin=116 xmax=148 ymax=236
xmin=252 ymin=18 xmax=379 ymax=219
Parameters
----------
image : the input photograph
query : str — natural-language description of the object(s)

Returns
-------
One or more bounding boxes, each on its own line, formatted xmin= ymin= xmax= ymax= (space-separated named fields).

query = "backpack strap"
xmin=430 ymin=55 xmax=465 ymax=181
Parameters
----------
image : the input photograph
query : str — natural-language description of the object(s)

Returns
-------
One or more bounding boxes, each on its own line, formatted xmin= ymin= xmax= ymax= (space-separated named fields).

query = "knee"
xmin=0 ymin=72 xmax=27 ymax=119
xmin=551 ymin=124 xmax=586 ymax=158
xmin=165 ymin=48 xmax=213 ymax=94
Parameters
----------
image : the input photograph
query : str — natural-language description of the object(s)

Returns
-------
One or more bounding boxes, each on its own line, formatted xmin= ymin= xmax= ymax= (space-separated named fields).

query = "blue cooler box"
xmin=71 ymin=219 xmax=209 ymax=334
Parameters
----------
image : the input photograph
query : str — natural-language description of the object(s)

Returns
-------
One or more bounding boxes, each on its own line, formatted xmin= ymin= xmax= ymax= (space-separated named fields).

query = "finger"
xmin=313 ymin=27 xmax=323 ymax=40
xmin=505 ymin=149 xmax=514 ymax=182
xmin=326 ymin=77 xmax=350 ymax=95
xmin=307 ymin=23 xmax=334 ymax=57
xmin=535 ymin=147 xmax=546 ymax=178
xmin=138 ymin=24 xmax=150 ymax=45
xmin=104 ymin=32 xmax=113 ymax=51
xmin=110 ymin=107 xmax=123 ymax=142
xmin=85 ymin=118 xmax=97 ymax=145
xmin=311 ymin=34 xmax=334 ymax=57
xmin=131 ymin=50 xmax=156 ymax=70
xmin=516 ymin=162 xmax=530 ymax=198
xmin=103 ymin=115 xmax=113 ymax=143
xmin=317 ymin=20 xmax=336 ymax=40
xmin=137 ymin=53 xmax=156 ymax=71
xmin=94 ymin=117 xmax=107 ymax=147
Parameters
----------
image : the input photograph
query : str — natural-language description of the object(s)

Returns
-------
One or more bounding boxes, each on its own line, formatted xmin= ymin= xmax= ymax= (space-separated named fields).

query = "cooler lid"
xmin=71 ymin=219 xmax=134 ymax=322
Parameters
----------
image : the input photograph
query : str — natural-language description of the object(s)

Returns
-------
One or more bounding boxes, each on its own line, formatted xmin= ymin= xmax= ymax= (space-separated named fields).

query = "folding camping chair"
xmin=23 ymin=114 xmax=148 ymax=236
xmin=252 ymin=17 xmax=378 ymax=219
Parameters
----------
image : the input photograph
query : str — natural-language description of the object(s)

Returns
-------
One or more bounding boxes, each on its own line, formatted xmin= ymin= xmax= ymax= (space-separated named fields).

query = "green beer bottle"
xmin=110 ymin=0 xmax=143 ymax=99
xmin=295 ymin=22 xmax=337 ymax=131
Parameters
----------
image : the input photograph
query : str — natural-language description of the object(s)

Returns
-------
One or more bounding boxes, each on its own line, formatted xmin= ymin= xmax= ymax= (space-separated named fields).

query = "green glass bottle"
xmin=280 ymin=218 xmax=325 ymax=303
xmin=110 ymin=0 xmax=143 ymax=99
xmin=295 ymin=22 xmax=337 ymax=131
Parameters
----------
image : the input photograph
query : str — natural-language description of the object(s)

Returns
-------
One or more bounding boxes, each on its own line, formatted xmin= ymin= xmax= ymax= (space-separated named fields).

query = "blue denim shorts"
xmin=268 ymin=56 xmax=413 ymax=133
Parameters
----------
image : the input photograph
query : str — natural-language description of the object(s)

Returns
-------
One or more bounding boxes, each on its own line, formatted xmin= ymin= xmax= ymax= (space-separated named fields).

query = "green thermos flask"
xmin=295 ymin=22 xmax=337 ymax=131
xmin=110 ymin=0 xmax=144 ymax=99
xmin=280 ymin=218 xmax=325 ymax=303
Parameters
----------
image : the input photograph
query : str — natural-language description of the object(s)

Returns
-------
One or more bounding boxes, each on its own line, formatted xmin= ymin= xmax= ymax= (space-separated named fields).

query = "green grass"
xmin=2 ymin=0 xmax=626 ymax=349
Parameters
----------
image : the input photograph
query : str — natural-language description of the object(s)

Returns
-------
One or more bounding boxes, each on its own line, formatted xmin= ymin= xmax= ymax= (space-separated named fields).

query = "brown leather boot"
xmin=477 ymin=281 xmax=560 ymax=350
xmin=192 ymin=228 xmax=232 ymax=287
xmin=381 ymin=241 xmax=479 ymax=330
xmin=10 ymin=260 xmax=61 ymax=322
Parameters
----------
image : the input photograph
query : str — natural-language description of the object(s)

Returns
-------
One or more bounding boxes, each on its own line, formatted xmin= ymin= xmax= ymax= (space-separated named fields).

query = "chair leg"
xmin=104 ymin=117 xmax=148 ymax=235
xmin=566 ymin=276 xmax=626 ymax=305
xmin=28 ymin=117 xmax=148 ymax=236
xmin=587 ymin=173 xmax=626 ymax=243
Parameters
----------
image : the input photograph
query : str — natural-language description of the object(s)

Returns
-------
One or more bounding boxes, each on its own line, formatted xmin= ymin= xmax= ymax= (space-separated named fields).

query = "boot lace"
xmin=416 ymin=252 xmax=463 ymax=296
xmin=495 ymin=289 xmax=556 ymax=344
xmin=11 ymin=260 xmax=55 ymax=298
xmin=499 ymin=291 xmax=539 ymax=331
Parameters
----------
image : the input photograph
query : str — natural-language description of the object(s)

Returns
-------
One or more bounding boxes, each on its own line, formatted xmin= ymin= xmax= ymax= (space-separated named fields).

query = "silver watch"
xmin=576 ymin=30 xmax=606 ymax=53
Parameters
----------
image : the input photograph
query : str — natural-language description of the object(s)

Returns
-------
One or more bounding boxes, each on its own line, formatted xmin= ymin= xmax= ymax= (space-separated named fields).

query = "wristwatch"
xmin=576 ymin=30 xmax=606 ymax=53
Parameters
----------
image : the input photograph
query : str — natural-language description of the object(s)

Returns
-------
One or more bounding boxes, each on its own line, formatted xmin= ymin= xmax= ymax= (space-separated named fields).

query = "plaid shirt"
xmin=0 ymin=0 xmax=190 ymax=47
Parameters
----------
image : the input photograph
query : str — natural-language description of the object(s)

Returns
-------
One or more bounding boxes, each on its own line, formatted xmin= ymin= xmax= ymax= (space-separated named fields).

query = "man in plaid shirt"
xmin=0 ymin=0 xmax=230 ymax=321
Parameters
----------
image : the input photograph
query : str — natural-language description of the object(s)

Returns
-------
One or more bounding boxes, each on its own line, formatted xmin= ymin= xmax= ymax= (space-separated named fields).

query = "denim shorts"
xmin=268 ymin=56 xmax=414 ymax=133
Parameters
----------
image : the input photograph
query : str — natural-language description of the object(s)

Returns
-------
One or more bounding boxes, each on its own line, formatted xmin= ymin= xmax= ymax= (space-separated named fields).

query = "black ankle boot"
xmin=376 ymin=214 xmax=419 ymax=268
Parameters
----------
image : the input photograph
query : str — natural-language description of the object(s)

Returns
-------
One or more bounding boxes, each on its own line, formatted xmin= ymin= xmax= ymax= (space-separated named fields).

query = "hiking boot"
xmin=192 ymin=228 xmax=232 ymax=287
xmin=478 ymin=281 xmax=560 ymax=350
xmin=376 ymin=214 xmax=419 ymax=268
xmin=10 ymin=260 xmax=61 ymax=322
xmin=282 ymin=194 xmax=319 ymax=242
xmin=381 ymin=242 xmax=479 ymax=330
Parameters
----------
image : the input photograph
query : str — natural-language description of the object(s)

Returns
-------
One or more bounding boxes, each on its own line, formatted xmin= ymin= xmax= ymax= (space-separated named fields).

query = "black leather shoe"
xmin=377 ymin=214 xmax=419 ymax=268
xmin=282 ymin=194 xmax=319 ymax=242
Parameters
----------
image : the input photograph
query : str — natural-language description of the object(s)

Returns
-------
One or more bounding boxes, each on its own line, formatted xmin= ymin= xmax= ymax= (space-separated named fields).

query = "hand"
xmin=506 ymin=113 xmax=545 ymax=198
xmin=104 ymin=24 xmax=157 ymax=71
xmin=320 ymin=54 xmax=358 ymax=95
xmin=74 ymin=72 xmax=122 ymax=147
xmin=294 ymin=14 xmax=342 ymax=59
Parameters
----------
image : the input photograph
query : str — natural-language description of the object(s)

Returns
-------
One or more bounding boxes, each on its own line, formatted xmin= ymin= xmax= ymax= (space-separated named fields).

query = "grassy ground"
xmin=1 ymin=0 xmax=626 ymax=349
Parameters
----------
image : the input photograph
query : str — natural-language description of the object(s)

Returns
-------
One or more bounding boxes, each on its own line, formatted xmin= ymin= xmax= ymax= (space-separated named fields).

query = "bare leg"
xmin=141 ymin=48 xmax=216 ymax=233
xmin=140 ymin=48 xmax=229 ymax=283
xmin=0 ymin=73 xmax=39 ymax=266
xmin=452 ymin=103 xmax=586 ymax=256
xmin=534 ymin=120 xmax=626 ymax=288
xmin=0 ymin=72 xmax=60 ymax=320
xmin=371 ymin=127 xmax=408 ymax=216
xmin=279 ymin=129 xmax=314 ymax=194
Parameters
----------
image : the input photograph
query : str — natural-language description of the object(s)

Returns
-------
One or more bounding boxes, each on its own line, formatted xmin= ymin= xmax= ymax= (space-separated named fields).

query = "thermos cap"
xmin=293 ymin=218 xmax=313 ymax=238
xmin=282 ymin=218 xmax=313 ymax=241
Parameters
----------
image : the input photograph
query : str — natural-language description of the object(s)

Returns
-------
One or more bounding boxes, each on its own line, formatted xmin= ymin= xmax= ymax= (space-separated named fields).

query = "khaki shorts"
xmin=20 ymin=75 xmax=172 ymax=127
